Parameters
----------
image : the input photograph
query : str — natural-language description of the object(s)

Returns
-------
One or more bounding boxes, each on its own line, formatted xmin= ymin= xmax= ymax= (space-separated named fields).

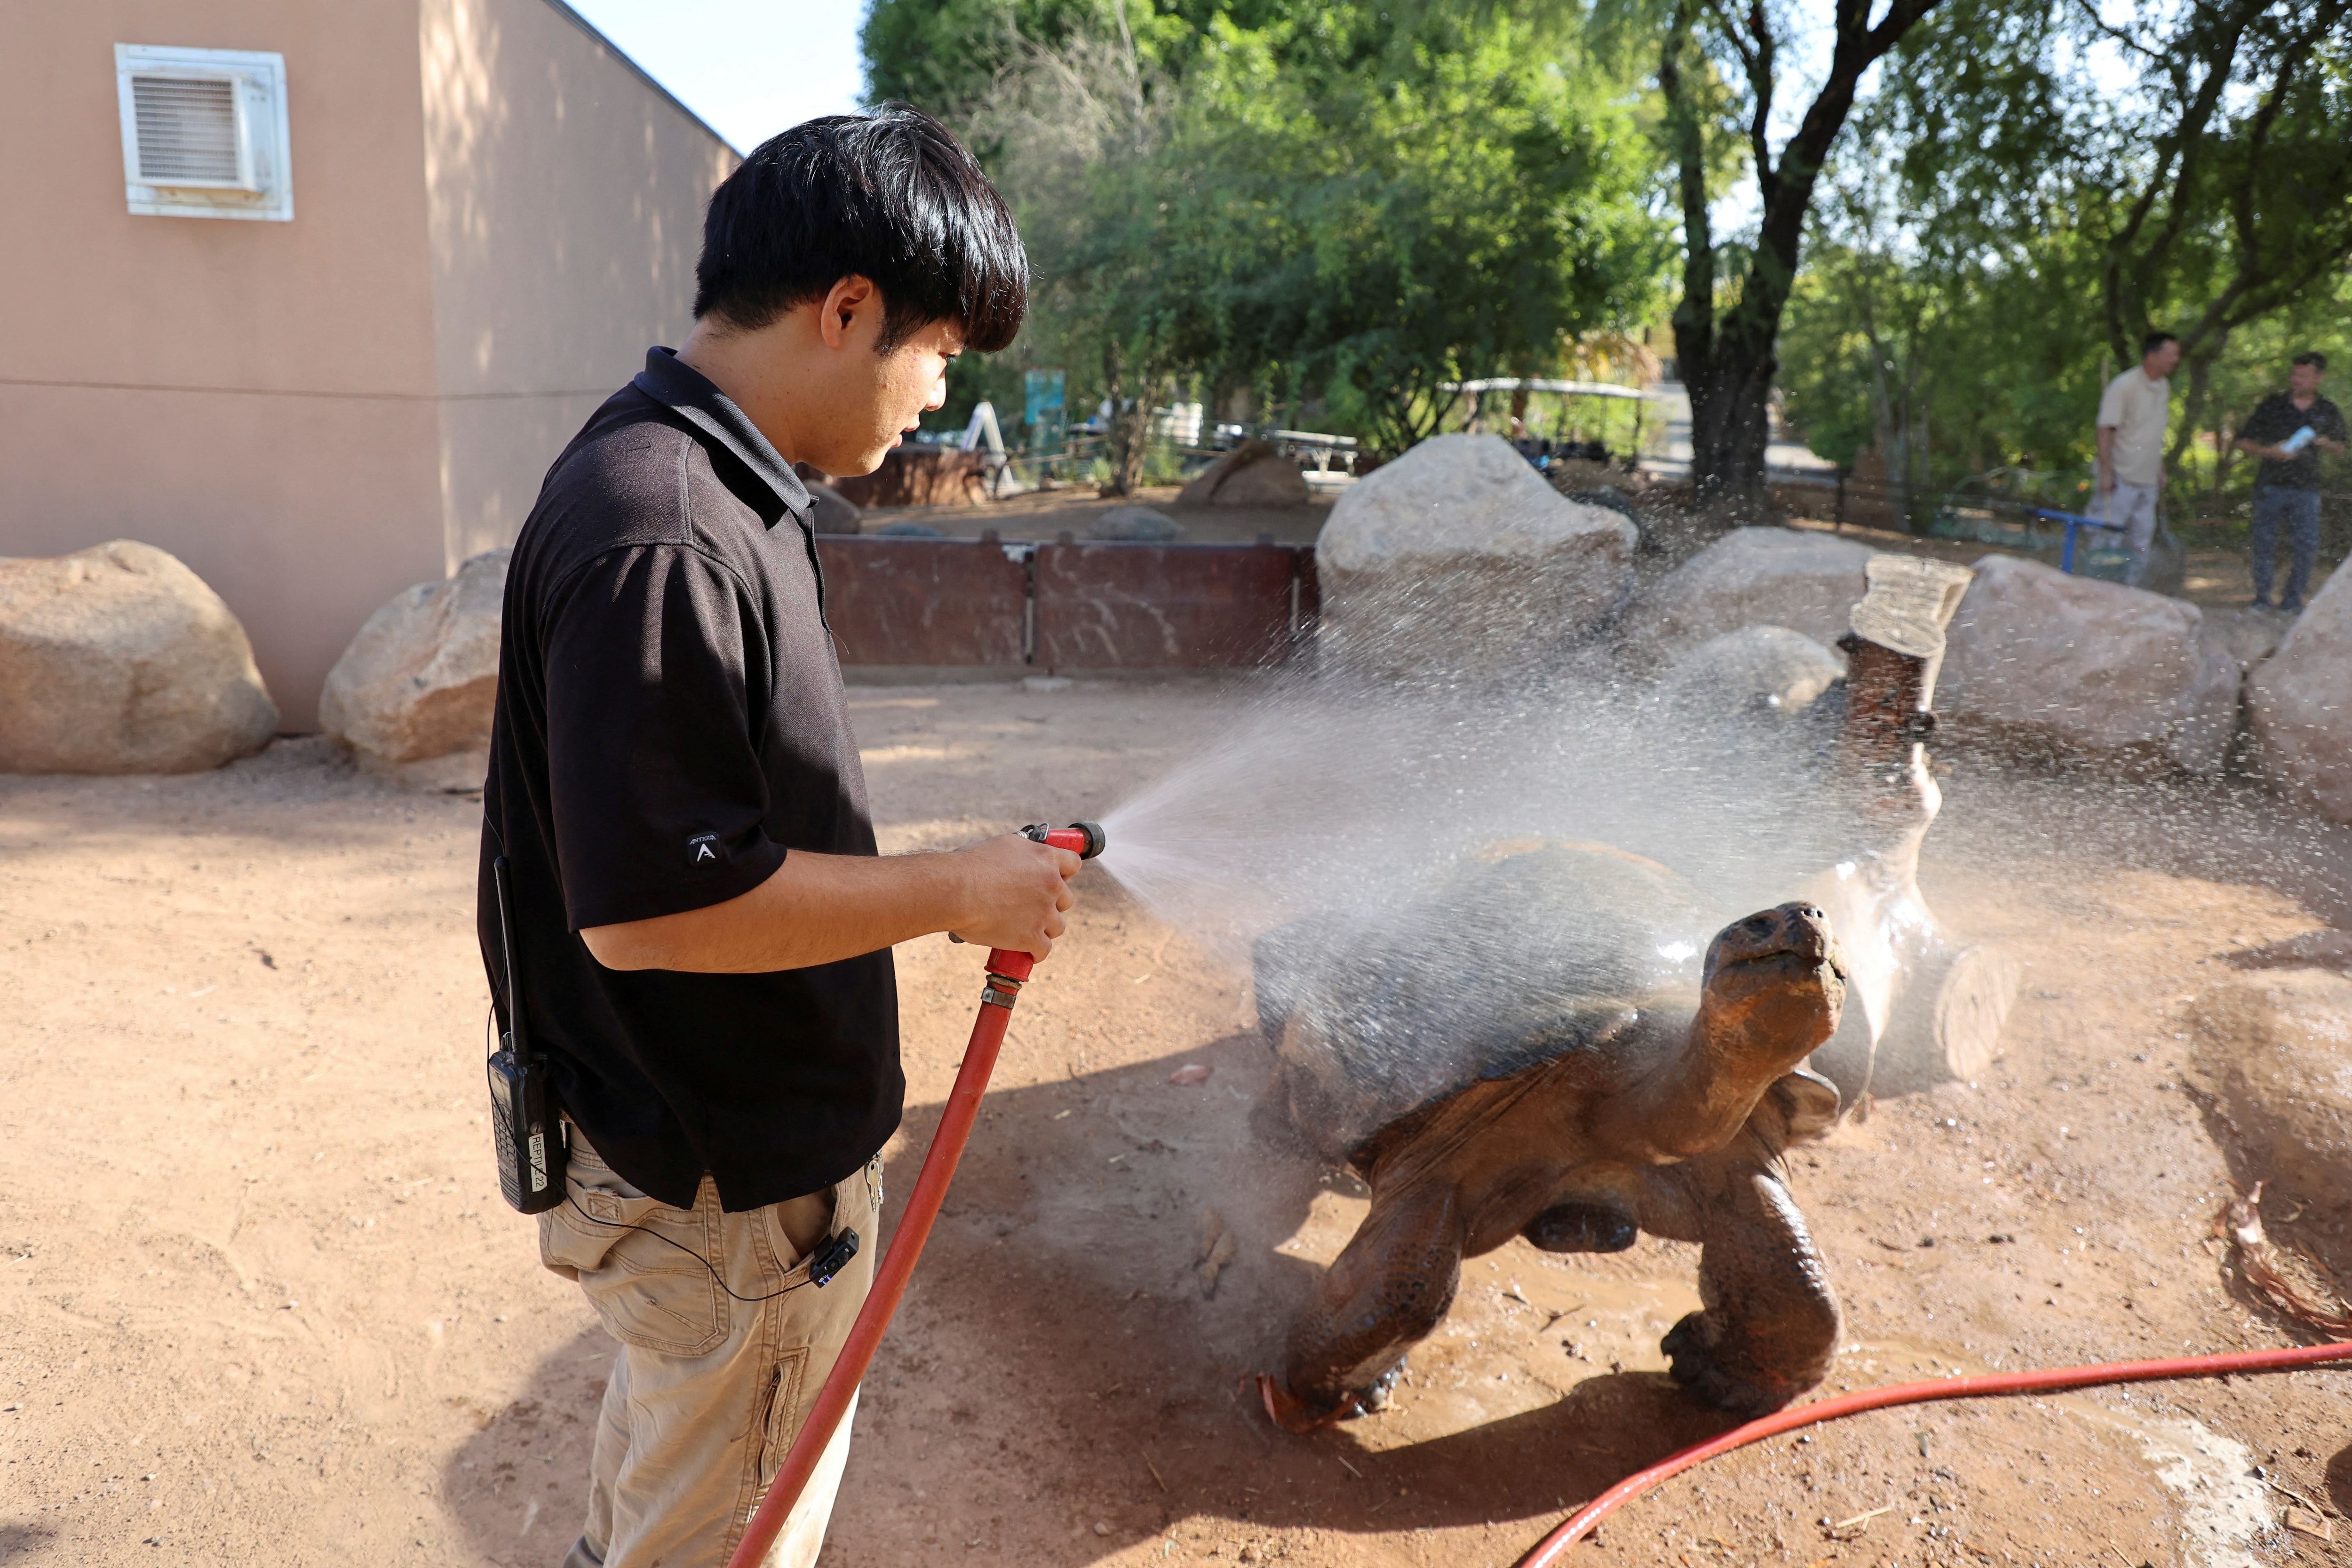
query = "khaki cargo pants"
xmin=540 ymin=1128 xmax=881 ymax=1568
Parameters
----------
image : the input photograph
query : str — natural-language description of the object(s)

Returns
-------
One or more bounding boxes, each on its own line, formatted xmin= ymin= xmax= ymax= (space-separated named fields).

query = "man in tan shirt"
xmin=2094 ymin=330 xmax=2181 ymax=586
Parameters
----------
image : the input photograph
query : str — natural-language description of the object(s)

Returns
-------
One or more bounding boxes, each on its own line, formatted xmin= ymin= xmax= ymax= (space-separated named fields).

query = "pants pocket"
xmin=540 ymin=1177 xmax=730 ymax=1357
xmin=753 ymin=1346 xmax=813 ymax=1484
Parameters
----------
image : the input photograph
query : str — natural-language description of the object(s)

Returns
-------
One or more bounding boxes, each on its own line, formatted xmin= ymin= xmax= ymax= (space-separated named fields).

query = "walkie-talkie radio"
xmin=489 ymin=854 xmax=566 ymax=1214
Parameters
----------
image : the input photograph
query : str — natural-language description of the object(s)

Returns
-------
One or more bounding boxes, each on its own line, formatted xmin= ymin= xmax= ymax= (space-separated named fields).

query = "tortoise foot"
xmin=1257 ymin=1359 xmax=1405 ymax=1433
xmin=1258 ymin=1374 xmax=1353 ymax=1433
xmin=1661 ymin=1312 xmax=1801 ymax=1417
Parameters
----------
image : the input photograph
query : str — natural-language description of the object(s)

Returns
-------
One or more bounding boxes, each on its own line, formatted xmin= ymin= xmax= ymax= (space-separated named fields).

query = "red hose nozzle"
xmin=1024 ymin=820 xmax=1106 ymax=859
xmin=988 ymin=824 xmax=1105 ymax=981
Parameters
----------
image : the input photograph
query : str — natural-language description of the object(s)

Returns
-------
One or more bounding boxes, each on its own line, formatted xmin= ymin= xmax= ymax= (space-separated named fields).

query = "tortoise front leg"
xmin=1658 ymin=1153 xmax=1840 ymax=1417
xmin=1263 ymin=1178 xmax=1463 ymax=1432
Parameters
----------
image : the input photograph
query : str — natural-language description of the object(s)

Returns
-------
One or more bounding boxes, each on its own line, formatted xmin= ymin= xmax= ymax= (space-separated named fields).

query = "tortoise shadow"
xmin=1266 ymin=1371 xmax=1742 ymax=1535
xmin=0 ymin=1524 xmax=62 ymax=1563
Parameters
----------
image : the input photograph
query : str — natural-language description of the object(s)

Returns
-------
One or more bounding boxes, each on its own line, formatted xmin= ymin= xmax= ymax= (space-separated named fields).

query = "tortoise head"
xmin=1611 ymin=902 xmax=1849 ymax=1162
xmin=1698 ymin=902 xmax=1847 ymax=1072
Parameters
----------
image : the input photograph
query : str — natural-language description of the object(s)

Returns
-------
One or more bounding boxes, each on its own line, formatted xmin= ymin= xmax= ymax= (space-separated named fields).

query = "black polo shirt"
xmin=2240 ymin=391 xmax=2348 ymax=491
xmin=478 ymin=347 xmax=900 ymax=1212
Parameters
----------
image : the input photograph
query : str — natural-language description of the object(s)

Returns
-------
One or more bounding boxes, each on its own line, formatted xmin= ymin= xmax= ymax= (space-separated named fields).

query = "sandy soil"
xmin=5 ymin=681 xmax=2352 ymax=1568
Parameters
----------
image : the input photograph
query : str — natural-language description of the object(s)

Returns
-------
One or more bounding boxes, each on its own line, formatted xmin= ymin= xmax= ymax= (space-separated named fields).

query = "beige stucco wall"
xmin=420 ymin=0 xmax=736 ymax=572
xmin=0 ymin=0 xmax=734 ymax=735
xmin=0 ymin=0 xmax=447 ymax=730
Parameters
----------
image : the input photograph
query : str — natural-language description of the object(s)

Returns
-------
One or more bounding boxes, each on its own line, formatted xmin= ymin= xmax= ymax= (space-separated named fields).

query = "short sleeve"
xmin=2239 ymin=398 xmax=2282 ymax=443
xmin=542 ymin=544 xmax=787 ymax=931
xmin=2096 ymin=375 xmax=2128 ymax=428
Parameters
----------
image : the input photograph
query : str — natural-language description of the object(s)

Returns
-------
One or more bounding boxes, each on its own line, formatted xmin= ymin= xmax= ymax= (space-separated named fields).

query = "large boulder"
xmin=1653 ymin=625 xmax=1845 ymax=723
xmin=2191 ymin=968 xmax=2352 ymax=1218
xmin=1622 ymin=527 xmax=1876 ymax=665
xmin=2200 ymin=605 xmax=2295 ymax=669
xmin=2248 ymin=559 xmax=2352 ymax=822
xmin=1178 ymin=439 xmax=1311 ymax=507
xmin=1938 ymin=554 xmax=2239 ymax=773
xmin=1316 ymin=433 xmax=1635 ymax=681
xmin=320 ymin=548 xmax=507 ymax=776
xmin=0 ymin=540 xmax=277 ymax=773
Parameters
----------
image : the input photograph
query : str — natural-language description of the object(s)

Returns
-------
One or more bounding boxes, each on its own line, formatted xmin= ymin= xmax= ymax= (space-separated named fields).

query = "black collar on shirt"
xmin=632 ymin=347 xmax=813 ymax=530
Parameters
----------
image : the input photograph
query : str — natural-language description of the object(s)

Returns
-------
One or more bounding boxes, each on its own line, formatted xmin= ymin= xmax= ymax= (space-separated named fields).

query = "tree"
xmin=960 ymin=15 xmax=1210 ymax=490
xmin=1189 ymin=6 xmax=1668 ymax=451
xmin=862 ymin=0 xmax=1271 ymax=131
xmin=1646 ymin=0 xmax=1945 ymax=511
xmin=906 ymin=1 xmax=1668 ymax=463
xmin=1777 ymin=0 xmax=2352 ymax=509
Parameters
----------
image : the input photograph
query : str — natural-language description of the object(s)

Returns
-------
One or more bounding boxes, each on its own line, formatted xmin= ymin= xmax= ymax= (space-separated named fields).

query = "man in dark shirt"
xmin=2234 ymin=351 xmax=2347 ymax=611
xmin=479 ymin=109 xmax=1073 ymax=1568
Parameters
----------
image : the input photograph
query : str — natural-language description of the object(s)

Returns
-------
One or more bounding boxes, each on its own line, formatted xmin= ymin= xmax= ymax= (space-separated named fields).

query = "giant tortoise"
xmin=1252 ymin=842 xmax=1849 ymax=1430
xmin=1249 ymin=557 xmax=2020 ymax=1432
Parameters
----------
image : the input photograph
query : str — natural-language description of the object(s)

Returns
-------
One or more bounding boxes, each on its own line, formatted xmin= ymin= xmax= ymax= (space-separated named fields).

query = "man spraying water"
xmin=477 ymin=109 xmax=1071 ymax=1568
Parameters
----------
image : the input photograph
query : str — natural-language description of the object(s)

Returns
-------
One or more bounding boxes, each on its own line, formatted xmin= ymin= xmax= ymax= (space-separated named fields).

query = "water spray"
xmin=725 ymin=822 xmax=1105 ymax=1568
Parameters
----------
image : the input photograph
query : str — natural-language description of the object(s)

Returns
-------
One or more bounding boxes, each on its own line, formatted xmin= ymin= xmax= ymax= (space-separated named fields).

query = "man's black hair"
xmin=2141 ymin=330 xmax=2180 ymax=357
xmin=694 ymin=105 xmax=1028 ymax=353
xmin=2293 ymin=350 xmax=2328 ymax=372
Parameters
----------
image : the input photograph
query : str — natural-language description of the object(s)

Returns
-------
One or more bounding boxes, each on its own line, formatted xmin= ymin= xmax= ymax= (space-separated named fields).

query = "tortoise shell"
xmin=1256 ymin=841 xmax=1729 ymax=1162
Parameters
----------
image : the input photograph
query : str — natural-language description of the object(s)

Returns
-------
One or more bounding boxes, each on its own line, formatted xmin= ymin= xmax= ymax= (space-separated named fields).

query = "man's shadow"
xmin=443 ymin=1028 xmax=1755 ymax=1563
xmin=0 ymin=1524 xmax=60 ymax=1564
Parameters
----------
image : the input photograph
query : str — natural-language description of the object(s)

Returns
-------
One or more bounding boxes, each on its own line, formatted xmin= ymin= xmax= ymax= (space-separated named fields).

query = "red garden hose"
xmin=726 ymin=823 xmax=1103 ymax=1568
xmin=1513 ymin=1338 xmax=2352 ymax=1567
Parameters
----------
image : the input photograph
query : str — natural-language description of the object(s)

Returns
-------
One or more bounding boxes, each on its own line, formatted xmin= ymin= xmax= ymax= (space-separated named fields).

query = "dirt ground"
xmin=6 ymin=680 xmax=2352 ymax=1568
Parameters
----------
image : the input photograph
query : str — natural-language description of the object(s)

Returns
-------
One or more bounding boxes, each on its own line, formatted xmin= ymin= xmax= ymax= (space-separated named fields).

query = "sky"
xmin=567 ymin=0 xmax=870 ymax=154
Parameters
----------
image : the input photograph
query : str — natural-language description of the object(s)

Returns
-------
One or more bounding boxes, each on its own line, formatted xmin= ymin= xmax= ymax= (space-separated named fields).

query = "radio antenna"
xmin=492 ymin=855 xmax=532 ymax=1066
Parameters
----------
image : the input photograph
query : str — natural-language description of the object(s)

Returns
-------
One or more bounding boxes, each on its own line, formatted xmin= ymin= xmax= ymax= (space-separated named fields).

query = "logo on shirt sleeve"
xmin=685 ymin=832 xmax=724 ymax=868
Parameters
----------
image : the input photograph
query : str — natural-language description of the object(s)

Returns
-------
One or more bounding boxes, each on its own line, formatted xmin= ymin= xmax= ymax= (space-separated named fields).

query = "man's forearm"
xmin=2095 ymin=427 xmax=2116 ymax=487
xmin=583 ymin=850 xmax=971 ymax=973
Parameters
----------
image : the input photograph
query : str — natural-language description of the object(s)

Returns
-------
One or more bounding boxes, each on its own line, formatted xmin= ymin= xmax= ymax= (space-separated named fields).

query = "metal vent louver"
xmin=115 ymin=45 xmax=290 ymax=220
xmin=129 ymin=74 xmax=242 ymax=185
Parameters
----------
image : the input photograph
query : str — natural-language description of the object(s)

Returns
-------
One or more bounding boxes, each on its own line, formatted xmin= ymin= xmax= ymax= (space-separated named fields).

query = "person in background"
xmin=2094 ymin=330 xmax=2182 ymax=587
xmin=2233 ymin=351 xmax=2347 ymax=612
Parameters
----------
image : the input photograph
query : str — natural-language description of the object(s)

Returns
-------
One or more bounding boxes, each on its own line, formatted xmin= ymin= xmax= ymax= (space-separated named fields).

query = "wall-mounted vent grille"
xmin=115 ymin=45 xmax=292 ymax=222
xmin=129 ymin=75 xmax=242 ymax=185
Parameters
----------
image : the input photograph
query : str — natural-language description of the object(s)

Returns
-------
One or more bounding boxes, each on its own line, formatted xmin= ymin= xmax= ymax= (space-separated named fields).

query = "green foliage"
xmin=1184 ymin=7 xmax=1669 ymax=450
xmin=861 ymin=0 xmax=1271 ymax=123
xmin=875 ymin=0 xmax=2350 ymax=515
xmin=876 ymin=0 xmax=1670 ymax=458
xmin=1775 ymin=0 xmax=2352 ymax=519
